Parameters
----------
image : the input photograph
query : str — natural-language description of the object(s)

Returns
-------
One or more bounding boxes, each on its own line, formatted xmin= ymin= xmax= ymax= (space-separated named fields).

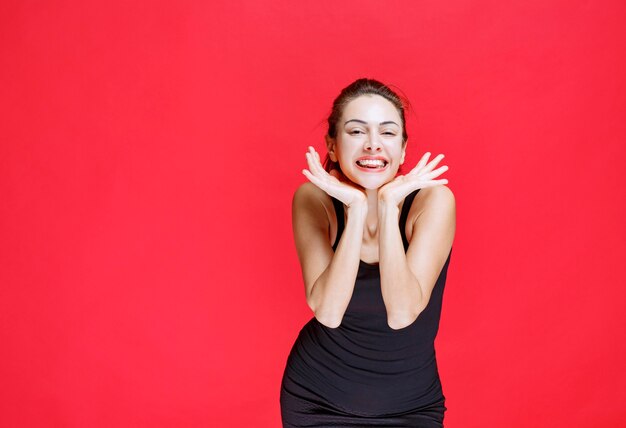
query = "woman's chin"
xmin=354 ymin=177 xmax=395 ymax=191
xmin=343 ymin=169 xmax=397 ymax=190
xmin=361 ymin=183 xmax=383 ymax=190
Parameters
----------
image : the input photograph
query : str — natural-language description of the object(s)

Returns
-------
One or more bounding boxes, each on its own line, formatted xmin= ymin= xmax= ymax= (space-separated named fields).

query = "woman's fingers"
xmin=420 ymin=178 xmax=449 ymax=188
xmin=407 ymin=152 xmax=432 ymax=175
xmin=421 ymin=154 xmax=445 ymax=174
xmin=305 ymin=152 xmax=317 ymax=174
xmin=304 ymin=150 xmax=340 ymax=190
xmin=420 ymin=152 xmax=431 ymax=163
xmin=415 ymin=154 xmax=444 ymax=173
xmin=306 ymin=152 xmax=325 ymax=177
xmin=416 ymin=152 xmax=431 ymax=169
xmin=302 ymin=168 xmax=327 ymax=189
xmin=422 ymin=165 xmax=449 ymax=179
xmin=400 ymin=164 xmax=449 ymax=192
xmin=306 ymin=147 xmax=326 ymax=176
xmin=409 ymin=154 xmax=447 ymax=176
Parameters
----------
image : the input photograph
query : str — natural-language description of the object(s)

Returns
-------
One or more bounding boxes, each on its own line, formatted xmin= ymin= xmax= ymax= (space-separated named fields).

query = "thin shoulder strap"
xmin=400 ymin=189 xmax=420 ymax=250
xmin=331 ymin=197 xmax=344 ymax=252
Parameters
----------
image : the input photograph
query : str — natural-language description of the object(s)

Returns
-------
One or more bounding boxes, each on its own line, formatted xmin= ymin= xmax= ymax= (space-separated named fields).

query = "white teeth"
xmin=357 ymin=159 xmax=386 ymax=167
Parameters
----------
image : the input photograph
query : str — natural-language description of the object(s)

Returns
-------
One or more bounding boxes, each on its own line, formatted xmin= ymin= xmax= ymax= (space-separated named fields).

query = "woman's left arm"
xmin=378 ymin=153 xmax=455 ymax=330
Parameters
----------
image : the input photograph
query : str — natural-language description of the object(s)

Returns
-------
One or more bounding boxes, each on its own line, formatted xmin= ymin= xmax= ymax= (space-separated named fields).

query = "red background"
xmin=1 ymin=1 xmax=625 ymax=427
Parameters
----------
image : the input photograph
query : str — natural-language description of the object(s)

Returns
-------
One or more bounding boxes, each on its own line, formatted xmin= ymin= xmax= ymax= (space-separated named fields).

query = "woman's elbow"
xmin=315 ymin=314 xmax=342 ymax=329
xmin=310 ymin=304 xmax=343 ymax=328
xmin=387 ymin=304 xmax=426 ymax=330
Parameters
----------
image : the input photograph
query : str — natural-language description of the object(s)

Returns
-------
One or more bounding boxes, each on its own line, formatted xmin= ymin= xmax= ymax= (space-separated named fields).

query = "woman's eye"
xmin=383 ymin=131 xmax=396 ymax=136
xmin=349 ymin=130 xmax=364 ymax=135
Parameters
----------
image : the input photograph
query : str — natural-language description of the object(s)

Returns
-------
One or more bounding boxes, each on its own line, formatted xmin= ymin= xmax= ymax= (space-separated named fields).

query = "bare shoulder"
xmin=406 ymin=185 xmax=456 ymax=241
xmin=293 ymin=182 xmax=333 ymax=213
xmin=412 ymin=185 xmax=455 ymax=212
xmin=293 ymin=181 xmax=328 ymax=202
xmin=292 ymin=182 xmax=333 ymax=232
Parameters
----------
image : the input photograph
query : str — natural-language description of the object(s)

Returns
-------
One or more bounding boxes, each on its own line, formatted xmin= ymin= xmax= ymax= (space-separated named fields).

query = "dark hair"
xmin=323 ymin=78 xmax=409 ymax=173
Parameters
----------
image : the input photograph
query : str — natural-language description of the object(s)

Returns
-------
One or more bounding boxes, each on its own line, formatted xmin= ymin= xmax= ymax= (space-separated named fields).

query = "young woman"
xmin=280 ymin=79 xmax=456 ymax=427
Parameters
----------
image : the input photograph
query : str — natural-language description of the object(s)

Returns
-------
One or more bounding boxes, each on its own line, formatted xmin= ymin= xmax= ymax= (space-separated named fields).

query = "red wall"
xmin=1 ymin=1 xmax=625 ymax=426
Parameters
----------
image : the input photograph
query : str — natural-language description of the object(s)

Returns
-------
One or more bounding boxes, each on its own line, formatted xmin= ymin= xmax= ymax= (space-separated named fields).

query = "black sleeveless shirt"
xmin=281 ymin=189 xmax=452 ymax=416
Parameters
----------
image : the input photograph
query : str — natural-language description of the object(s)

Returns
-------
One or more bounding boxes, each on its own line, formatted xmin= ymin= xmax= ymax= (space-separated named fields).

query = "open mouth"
xmin=355 ymin=159 xmax=389 ymax=170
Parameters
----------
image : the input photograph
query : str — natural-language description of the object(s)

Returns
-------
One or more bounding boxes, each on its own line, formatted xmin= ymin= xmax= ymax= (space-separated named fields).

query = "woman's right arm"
xmin=292 ymin=182 xmax=367 ymax=328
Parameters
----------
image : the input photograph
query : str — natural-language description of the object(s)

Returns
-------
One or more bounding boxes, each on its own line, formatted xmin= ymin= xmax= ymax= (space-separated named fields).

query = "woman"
xmin=280 ymin=78 xmax=456 ymax=427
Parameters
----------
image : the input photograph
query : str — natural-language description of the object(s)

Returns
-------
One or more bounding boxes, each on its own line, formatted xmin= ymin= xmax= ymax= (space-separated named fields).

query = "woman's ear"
xmin=400 ymin=144 xmax=407 ymax=165
xmin=325 ymin=135 xmax=337 ymax=162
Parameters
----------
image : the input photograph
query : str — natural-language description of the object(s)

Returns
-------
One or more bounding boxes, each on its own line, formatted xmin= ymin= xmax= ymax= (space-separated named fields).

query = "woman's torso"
xmin=281 ymin=188 xmax=452 ymax=416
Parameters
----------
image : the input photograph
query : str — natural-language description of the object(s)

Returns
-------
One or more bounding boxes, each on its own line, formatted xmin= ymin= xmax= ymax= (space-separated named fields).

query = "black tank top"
xmin=281 ymin=189 xmax=453 ymax=416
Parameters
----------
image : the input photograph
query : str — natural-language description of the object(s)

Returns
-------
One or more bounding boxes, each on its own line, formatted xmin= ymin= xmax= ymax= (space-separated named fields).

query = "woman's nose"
xmin=365 ymin=133 xmax=383 ymax=151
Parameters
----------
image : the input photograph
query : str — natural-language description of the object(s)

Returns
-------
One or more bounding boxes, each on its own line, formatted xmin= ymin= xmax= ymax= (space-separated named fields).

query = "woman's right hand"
xmin=302 ymin=146 xmax=367 ymax=209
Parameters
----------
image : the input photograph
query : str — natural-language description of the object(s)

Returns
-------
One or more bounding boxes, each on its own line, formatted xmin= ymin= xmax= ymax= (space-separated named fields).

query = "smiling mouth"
xmin=355 ymin=159 xmax=389 ymax=169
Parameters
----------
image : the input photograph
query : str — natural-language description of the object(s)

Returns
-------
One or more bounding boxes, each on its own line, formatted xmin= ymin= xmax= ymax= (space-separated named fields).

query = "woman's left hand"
xmin=378 ymin=152 xmax=449 ymax=206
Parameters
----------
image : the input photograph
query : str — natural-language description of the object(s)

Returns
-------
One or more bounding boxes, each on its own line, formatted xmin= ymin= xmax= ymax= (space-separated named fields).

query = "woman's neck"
xmin=363 ymin=188 xmax=381 ymax=240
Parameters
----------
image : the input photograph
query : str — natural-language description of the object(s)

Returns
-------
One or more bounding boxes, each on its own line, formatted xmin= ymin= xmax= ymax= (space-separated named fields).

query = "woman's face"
xmin=328 ymin=94 xmax=406 ymax=190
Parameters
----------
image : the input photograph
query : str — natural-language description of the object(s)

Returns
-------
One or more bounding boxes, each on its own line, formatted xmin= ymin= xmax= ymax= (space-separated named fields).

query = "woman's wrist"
xmin=346 ymin=200 xmax=368 ymax=219
xmin=377 ymin=202 xmax=400 ymax=223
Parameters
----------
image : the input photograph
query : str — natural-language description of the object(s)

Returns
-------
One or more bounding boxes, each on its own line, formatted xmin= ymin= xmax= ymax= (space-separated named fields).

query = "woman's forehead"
xmin=341 ymin=95 xmax=401 ymax=123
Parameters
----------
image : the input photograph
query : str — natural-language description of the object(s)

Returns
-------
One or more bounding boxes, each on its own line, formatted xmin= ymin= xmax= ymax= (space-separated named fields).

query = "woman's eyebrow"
xmin=344 ymin=119 xmax=399 ymax=126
